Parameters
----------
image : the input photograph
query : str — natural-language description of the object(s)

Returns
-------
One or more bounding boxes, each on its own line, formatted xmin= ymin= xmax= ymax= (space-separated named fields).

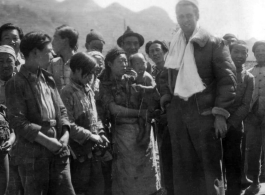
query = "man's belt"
xmin=41 ymin=119 xmax=57 ymax=127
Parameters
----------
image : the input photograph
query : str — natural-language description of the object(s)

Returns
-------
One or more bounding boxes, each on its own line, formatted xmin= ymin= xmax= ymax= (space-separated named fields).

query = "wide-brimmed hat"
xmin=117 ymin=26 xmax=144 ymax=47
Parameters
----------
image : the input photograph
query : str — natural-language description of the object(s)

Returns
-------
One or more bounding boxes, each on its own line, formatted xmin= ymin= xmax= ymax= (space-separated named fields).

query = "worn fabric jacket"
xmin=47 ymin=57 xmax=71 ymax=92
xmin=160 ymin=29 xmax=237 ymax=116
xmin=5 ymin=66 xmax=70 ymax=164
xmin=227 ymin=68 xmax=254 ymax=128
xmin=61 ymin=79 xmax=104 ymax=158
xmin=248 ymin=64 xmax=265 ymax=111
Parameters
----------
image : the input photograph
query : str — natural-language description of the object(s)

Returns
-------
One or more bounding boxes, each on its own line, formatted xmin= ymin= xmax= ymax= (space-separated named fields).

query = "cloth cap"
xmin=252 ymin=41 xmax=265 ymax=53
xmin=223 ymin=33 xmax=237 ymax=40
xmin=86 ymin=29 xmax=105 ymax=44
xmin=117 ymin=26 xmax=145 ymax=47
xmin=177 ymin=0 xmax=199 ymax=9
xmin=0 ymin=45 xmax=16 ymax=60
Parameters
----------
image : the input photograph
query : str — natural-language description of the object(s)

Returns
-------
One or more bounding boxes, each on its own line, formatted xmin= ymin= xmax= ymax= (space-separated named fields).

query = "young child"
xmin=130 ymin=53 xmax=159 ymax=146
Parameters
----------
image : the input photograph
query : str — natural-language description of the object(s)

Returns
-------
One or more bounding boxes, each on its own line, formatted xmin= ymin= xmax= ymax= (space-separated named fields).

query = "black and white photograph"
xmin=0 ymin=0 xmax=265 ymax=195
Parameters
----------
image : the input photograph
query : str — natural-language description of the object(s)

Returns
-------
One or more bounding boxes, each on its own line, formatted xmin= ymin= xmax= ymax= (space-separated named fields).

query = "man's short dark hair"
xmin=0 ymin=23 xmax=24 ymax=41
xmin=176 ymin=1 xmax=200 ymax=20
xmin=20 ymin=32 xmax=51 ymax=59
xmin=56 ymin=25 xmax=79 ymax=50
xmin=145 ymin=40 xmax=168 ymax=55
xmin=70 ymin=52 xmax=96 ymax=76
xmin=229 ymin=40 xmax=248 ymax=52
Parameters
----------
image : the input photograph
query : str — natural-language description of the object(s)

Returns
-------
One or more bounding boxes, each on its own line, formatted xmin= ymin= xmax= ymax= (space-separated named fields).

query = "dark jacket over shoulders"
xmin=227 ymin=69 xmax=254 ymax=128
xmin=5 ymin=66 xmax=70 ymax=163
xmin=160 ymin=29 xmax=237 ymax=116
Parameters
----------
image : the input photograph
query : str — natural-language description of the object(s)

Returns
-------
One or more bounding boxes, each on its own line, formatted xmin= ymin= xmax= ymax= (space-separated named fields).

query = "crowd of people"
xmin=0 ymin=0 xmax=265 ymax=195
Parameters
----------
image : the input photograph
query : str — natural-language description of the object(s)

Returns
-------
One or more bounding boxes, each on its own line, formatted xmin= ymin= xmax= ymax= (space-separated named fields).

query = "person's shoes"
xmin=243 ymin=183 xmax=261 ymax=195
xmin=241 ymin=177 xmax=253 ymax=189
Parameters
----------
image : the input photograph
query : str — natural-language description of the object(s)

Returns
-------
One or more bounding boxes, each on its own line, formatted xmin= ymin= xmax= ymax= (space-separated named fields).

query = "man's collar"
xmin=190 ymin=28 xmax=210 ymax=48
xmin=20 ymin=65 xmax=55 ymax=86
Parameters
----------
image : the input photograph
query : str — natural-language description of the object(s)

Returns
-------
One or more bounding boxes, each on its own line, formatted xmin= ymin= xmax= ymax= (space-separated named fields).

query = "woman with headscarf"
xmin=99 ymin=48 xmax=161 ymax=195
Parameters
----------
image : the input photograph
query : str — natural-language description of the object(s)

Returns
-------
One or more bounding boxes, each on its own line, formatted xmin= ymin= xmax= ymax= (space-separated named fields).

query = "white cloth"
xmin=165 ymin=26 xmax=205 ymax=100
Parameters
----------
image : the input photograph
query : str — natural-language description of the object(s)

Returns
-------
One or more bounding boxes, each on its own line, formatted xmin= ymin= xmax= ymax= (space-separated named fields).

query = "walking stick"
xmin=215 ymin=139 xmax=225 ymax=195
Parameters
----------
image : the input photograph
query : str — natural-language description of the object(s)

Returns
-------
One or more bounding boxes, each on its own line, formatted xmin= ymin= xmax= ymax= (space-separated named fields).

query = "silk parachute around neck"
xmin=164 ymin=25 xmax=205 ymax=100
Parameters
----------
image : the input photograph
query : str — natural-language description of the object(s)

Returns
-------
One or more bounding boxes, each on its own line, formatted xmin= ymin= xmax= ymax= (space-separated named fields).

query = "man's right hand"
xmin=90 ymin=134 xmax=103 ymax=144
xmin=46 ymin=138 xmax=63 ymax=153
xmin=160 ymin=94 xmax=171 ymax=112
xmin=139 ymin=109 xmax=151 ymax=122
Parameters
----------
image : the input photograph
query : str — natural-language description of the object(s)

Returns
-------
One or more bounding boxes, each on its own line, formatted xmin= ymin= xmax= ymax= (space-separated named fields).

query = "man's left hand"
xmin=214 ymin=115 xmax=227 ymax=139
xmin=57 ymin=129 xmax=70 ymax=157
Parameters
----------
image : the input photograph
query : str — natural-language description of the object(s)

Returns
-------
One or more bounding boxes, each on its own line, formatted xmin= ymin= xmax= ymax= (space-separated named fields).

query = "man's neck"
xmin=24 ymin=60 xmax=39 ymax=74
xmin=184 ymin=32 xmax=193 ymax=42
xmin=59 ymin=48 xmax=75 ymax=63
xmin=236 ymin=65 xmax=243 ymax=73
xmin=156 ymin=61 xmax=165 ymax=70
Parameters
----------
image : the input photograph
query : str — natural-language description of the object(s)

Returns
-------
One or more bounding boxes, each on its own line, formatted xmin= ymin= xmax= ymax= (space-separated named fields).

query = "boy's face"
xmin=230 ymin=44 xmax=248 ymax=68
xmin=73 ymin=63 xmax=98 ymax=86
xmin=254 ymin=44 xmax=265 ymax=63
xmin=36 ymin=43 xmax=53 ymax=70
xmin=52 ymin=31 xmax=65 ymax=54
xmin=0 ymin=53 xmax=15 ymax=81
xmin=131 ymin=54 xmax=146 ymax=75
xmin=86 ymin=40 xmax=104 ymax=53
xmin=1 ymin=29 xmax=21 ymax=54
xmin=93 ymin=55 xmax=105 ymax=77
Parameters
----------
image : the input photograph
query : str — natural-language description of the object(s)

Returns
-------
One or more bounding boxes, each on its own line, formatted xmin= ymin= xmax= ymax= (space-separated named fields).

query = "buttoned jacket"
xmin=5 ymin=66 xmax=70 ymax=164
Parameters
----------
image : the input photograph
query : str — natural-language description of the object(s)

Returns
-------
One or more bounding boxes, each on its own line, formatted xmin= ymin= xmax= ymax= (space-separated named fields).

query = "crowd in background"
xmin=1 ymin=0 xmax=265 ymax=195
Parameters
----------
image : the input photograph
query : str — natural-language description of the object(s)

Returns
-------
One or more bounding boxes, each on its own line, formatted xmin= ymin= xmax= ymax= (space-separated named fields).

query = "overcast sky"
xmin=57 ymin=0 xmax=265 ymax=40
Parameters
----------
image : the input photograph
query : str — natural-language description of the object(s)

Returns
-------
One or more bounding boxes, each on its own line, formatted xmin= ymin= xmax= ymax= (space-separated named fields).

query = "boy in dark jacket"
xmin=5 ymin=32 xmax=75 ymax=195
xmin=224 ymin=40 xmax=254 ymax=195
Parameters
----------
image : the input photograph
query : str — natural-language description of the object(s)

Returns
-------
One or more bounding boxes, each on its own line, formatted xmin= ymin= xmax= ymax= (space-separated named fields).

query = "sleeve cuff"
xmin=27 ymin=123 xmax=42 ymax=143
xmin=212 ymin=107 xmax=230 ymax=119
xmin=62 ymin=124 xmax=70 ymax=132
